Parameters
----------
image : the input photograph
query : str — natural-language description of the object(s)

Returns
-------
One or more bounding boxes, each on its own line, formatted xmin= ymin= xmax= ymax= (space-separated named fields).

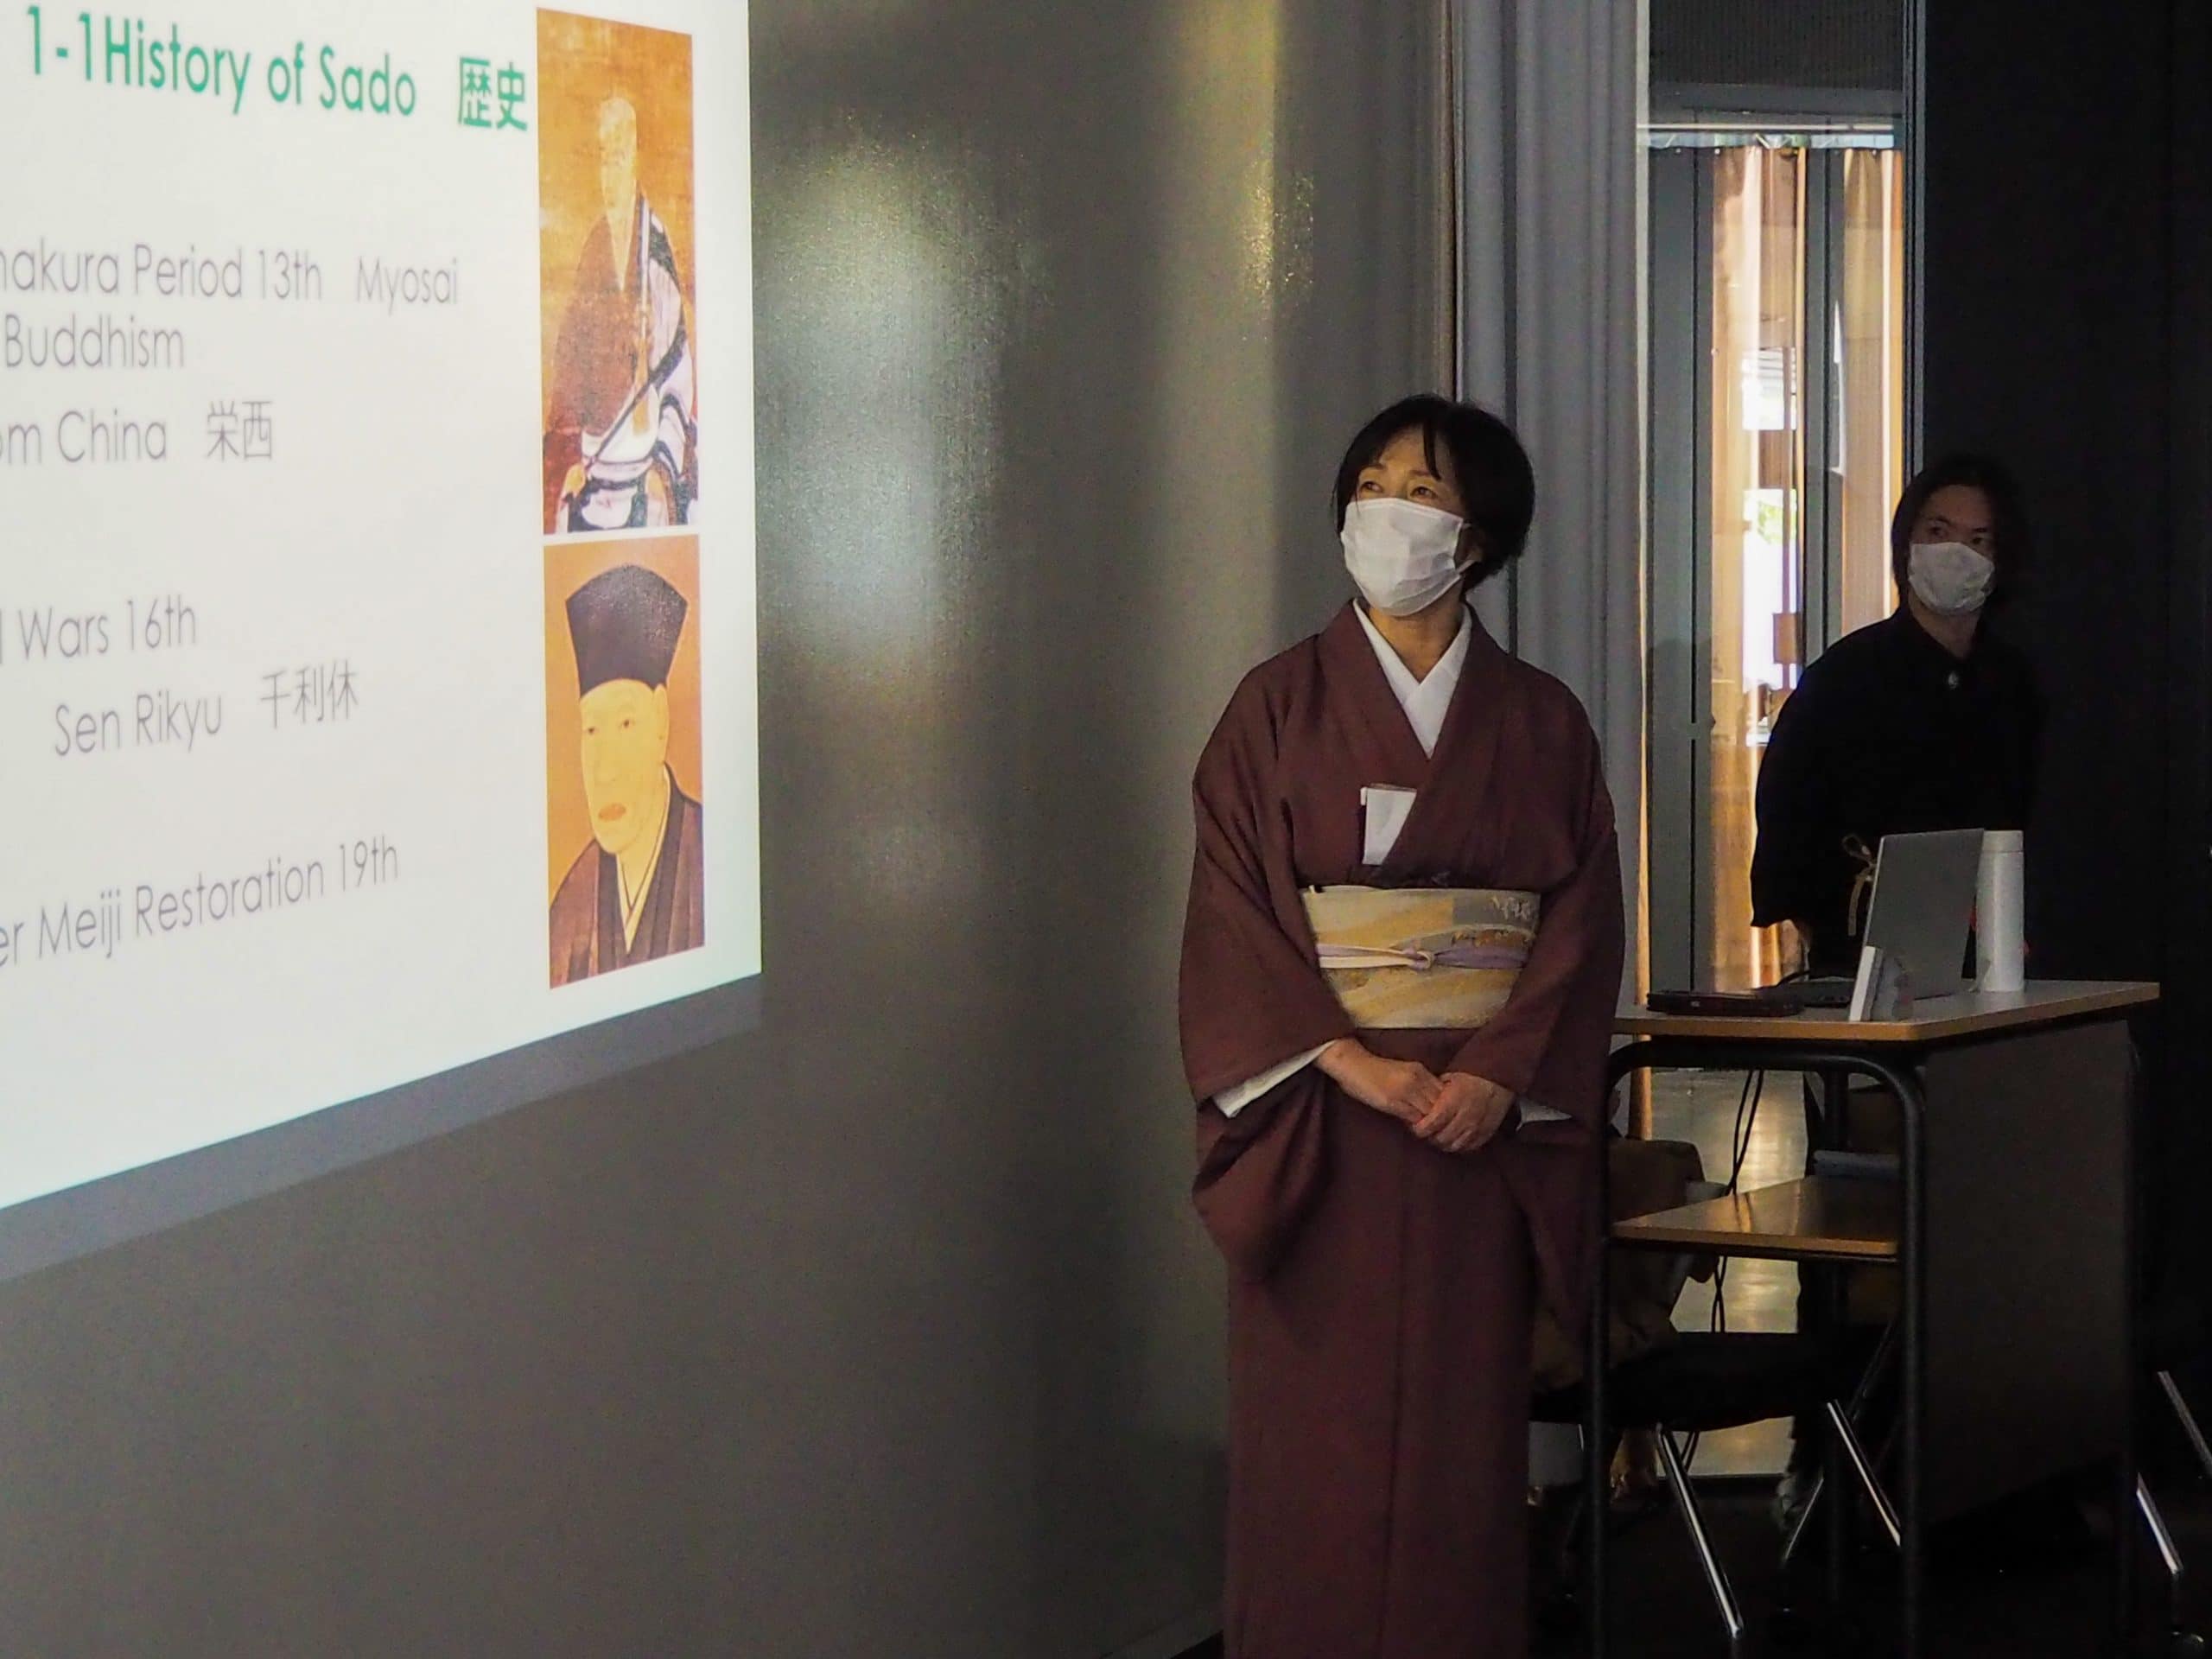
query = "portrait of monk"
xmin=549 ymin=563 xmax=706 ymax=986
xmin=541 ymin=88 xmax=698 ymax=533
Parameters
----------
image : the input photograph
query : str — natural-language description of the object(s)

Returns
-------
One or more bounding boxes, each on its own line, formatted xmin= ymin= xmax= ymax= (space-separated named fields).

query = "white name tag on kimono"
xmin=1360 ymin=785 xmax=1417 ymax=866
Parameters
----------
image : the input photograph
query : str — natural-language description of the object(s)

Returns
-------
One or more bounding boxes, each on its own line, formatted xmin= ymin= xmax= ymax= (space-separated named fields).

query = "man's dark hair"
xmin=1890 ymin=453 xmax=2031 ymax=594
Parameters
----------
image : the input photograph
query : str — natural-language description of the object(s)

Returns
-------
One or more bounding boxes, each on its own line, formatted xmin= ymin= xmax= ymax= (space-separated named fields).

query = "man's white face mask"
xmin=1907 ymin=541 xmax=1996 ymax=617
xmin=1341 ymin=499 xmax=1471 ymax=617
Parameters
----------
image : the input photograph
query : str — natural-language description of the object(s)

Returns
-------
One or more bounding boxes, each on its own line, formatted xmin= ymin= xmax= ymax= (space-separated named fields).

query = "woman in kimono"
xmin=1179 ymin=394 xmax=1624 ymax=1657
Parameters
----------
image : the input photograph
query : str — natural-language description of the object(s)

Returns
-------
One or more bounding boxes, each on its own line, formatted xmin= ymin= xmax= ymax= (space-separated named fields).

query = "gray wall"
xmin=0 ymin=5 xmax=1450 ymax=1654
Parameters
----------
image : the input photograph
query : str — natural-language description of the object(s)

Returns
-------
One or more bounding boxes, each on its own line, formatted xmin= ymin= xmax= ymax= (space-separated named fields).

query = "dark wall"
xmin=1651 ymin=0 xmax=1902 ymax=92
xmin=1923 ymin=0 xmax=2208 ymax=1291
xmin=2166 ymin=0 xmax=2212 ymax=1310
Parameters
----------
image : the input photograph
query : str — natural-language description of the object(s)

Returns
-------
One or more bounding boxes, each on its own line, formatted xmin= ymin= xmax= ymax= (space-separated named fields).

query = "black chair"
xmin=1535 ymin=1329 xmax=1884 ymax=1645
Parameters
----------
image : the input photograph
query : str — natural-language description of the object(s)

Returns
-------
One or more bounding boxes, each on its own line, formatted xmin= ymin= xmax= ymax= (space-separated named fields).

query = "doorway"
xmin=1646 ymin=136 xmax=1908 ymax=993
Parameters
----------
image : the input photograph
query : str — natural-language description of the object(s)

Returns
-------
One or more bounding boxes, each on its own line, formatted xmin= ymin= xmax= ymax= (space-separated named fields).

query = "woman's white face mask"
xmin=1341 ymin=499 xmax=1471 ymax=617
xmin=1906 ymin=541 xmax=1997 ymax=617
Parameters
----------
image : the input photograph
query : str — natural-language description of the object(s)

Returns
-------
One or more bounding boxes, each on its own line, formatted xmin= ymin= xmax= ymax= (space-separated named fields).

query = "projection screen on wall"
xmin=0 ymin=0 xmax=759 ymax=1274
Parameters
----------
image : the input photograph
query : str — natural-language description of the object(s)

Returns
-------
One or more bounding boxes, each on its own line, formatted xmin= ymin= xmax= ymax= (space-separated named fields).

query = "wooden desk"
xmin=1587 ymin=981 xmax=2158 ymax=1659
xmin=1613 ymin=980 xmax=2158 ymax=1045
xmin=1612 ymin=1176 xmax=1899 ymax=1263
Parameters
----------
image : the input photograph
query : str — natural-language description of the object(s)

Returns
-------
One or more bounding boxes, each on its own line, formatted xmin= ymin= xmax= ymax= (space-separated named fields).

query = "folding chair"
xmin=1535 ymin=1328 xmax=1884 ymax=1645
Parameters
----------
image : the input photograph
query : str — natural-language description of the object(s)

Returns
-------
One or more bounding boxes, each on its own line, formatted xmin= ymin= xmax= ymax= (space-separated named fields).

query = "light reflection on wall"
xmin=761 ymin=145 xmax=1011 ymax=925
xmin=1127 ymin=0 xmax=1290 ymax=1455
xmin=772 ymin=149 xmax=1002 ymax=671
xmin=1147 ymin=0 xmax=1289 ymax=689
xmin=734 ymin=6 xmax=1460 ymax=1652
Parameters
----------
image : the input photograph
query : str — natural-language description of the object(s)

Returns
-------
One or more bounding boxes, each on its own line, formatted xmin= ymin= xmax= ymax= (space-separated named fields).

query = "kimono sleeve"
xmin=1178 ymin=680 xmax=1353 ymax=1103
xmin=1179 ymin=675 xmax=1355 ymax=1281
xmin=1445 ymin=721 xmax=1624 ymax=1129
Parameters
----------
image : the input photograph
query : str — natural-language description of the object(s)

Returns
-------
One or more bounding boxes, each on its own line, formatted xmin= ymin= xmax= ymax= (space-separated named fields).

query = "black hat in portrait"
xmin=566 ymin=563 xmax=689 ymax=692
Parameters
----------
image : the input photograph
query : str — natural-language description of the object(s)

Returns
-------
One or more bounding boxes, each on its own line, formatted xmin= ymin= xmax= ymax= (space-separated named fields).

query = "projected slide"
xmin=0 ymin=2 xmax=758 ymax=1216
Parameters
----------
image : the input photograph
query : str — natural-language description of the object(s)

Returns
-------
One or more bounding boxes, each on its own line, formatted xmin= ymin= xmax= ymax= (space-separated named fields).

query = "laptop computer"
xmin=1767 ymin=829 xmax=1986 ymax=1007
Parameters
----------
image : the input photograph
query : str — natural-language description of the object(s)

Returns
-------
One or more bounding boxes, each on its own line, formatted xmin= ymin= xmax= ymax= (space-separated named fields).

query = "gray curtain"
xmin=1457 ymin=0 xmax=1647 ymax=987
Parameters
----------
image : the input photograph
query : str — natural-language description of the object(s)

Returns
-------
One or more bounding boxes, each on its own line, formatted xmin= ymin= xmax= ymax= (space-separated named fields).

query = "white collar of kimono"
xmin=1353 ymin=601 xmax=1471 ymax=758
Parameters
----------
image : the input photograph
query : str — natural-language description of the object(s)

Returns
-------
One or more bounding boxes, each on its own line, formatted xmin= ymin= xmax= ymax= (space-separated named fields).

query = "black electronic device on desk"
xmin=1643 ymin=988 xmax=1805 ymax=1018
xmin=1645 ymin=978 xmax=1862 ymax=1016
xmin=1778 ymin=976 xmax=1859 ymax=1010
xmin=1643 ymin=982 xmax=1857 ymax=1017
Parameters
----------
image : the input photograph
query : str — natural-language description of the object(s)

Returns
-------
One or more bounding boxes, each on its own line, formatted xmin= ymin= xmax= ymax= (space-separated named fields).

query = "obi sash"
xmin=1301 ymin=885 xmax=1537 ymax=1030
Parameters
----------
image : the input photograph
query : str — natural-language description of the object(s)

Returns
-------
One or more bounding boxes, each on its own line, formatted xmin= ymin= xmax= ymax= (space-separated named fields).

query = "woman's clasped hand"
xmin=1318 ymin=1038 xmax=1516 ymax=1152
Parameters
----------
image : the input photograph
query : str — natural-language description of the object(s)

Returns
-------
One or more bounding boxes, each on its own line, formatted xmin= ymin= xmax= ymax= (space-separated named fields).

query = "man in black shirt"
xmin=1753 ymin=455 xmax=2042 ymax=975
xmin=1751 ymin=454 xmax=2041 ymax=1529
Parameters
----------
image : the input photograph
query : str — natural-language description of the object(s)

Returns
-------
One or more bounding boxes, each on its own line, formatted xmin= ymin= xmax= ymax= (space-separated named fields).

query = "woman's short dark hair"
xmin=1331 ymin=394 xmax=1536 ymax=589
xmin=1889 ymin=453 xmax=2031 ymax=593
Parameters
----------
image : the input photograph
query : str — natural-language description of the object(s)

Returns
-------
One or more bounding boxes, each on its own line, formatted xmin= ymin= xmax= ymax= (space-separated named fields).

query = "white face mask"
xmin=1341 ymin=498 xmax=1471 ymax=617
xmin=1906 ymin=541 xmax=1997 ymax=617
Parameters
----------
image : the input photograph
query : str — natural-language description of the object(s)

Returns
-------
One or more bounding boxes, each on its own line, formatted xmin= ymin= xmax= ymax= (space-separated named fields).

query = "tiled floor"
xmin=1177 ymin=1473 xmax=2212 ymax=1656
xmin=1550 ymin=1473 xmax=2210 ymax=1657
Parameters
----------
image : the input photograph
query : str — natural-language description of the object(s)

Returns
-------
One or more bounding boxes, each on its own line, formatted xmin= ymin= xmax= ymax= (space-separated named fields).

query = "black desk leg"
xmin=1820 ymin=1066 xmax=1852 ymax=1612
xmin=1872 ymin=1057 xmax=1928 ymax=1659
xmin=2117 ymin=1448 xmax=2138 ymax=1655
xmin=2115 ymin=1043 xmax=2140 ymax=1655
xmin=1588 ymin=1090 xmax=1614 ymax=1659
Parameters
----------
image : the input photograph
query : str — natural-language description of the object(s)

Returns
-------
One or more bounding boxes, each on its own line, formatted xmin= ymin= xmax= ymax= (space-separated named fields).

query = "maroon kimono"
xmin=1179 ymin=603 xmax=1624 ymax=1658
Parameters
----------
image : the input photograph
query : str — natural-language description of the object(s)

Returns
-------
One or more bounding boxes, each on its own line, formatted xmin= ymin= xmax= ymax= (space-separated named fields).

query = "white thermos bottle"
xmin=1976 ymin=830 xmax=2026 ymax=994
